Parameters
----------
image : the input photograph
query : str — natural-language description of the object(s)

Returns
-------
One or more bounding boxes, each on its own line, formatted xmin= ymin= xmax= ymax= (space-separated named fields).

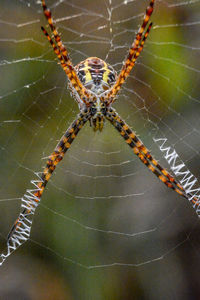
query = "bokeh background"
xmin=0 ymin=0 xmax=200 ymax=299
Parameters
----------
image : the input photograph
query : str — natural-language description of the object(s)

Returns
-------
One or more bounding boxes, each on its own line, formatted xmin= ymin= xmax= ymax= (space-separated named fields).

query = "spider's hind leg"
xmin=105 ymin=107 xmax=192 ymax=201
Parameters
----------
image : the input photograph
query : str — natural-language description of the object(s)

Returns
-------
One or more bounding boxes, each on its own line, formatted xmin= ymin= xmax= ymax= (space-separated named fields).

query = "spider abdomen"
xmin=75 ymin=57 xmax=117 ymax=94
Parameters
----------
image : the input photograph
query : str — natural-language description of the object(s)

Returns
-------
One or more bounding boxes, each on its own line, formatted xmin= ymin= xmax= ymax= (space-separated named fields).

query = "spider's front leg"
xmin=7 ymin=110 xmax=90 ymax=242
xmin=41 ymin=0 xmax=95 ymax=106
xmin=105 ymin=107 xmax=199 ymax=203
xmin=104 ymin=0 xmax=154 ymax=104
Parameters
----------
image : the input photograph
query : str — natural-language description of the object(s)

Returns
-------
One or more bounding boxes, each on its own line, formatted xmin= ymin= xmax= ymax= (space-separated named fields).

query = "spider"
xmin=7 ymin=0 xmax=198 ymax=243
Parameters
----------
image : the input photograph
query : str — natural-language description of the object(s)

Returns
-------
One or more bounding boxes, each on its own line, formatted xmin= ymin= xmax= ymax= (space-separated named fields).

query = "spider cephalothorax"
xmin=7 ymin=0 xmax=199 ymax=263
xmin=89 ymin=98 xmax=108 ymax=131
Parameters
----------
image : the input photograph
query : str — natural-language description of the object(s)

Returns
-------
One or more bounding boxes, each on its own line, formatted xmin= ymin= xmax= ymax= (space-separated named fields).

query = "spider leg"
xmin=7 ymin=110 xmax=90 ymax=241
xmin=107 ymin=108 xmax=183 ymax=188
xmin=42 ymin=0 xmax=69 ymax=60
xmin=104 ymin=0 xmax=154 ymax=104
xmin=41 ymin=0 xmax=93 ymax=105
xmin=106 ymin=108 xmax=199 ymax=205
xmin=41 ymin=26 xmax=91 ymax=106
xmin=41 ymin=26 xmax=67 ymax=69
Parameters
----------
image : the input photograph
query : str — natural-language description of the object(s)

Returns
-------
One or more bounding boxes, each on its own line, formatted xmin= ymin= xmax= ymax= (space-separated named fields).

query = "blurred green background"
xmin=0 ymin=0 xmax=200 ymax=299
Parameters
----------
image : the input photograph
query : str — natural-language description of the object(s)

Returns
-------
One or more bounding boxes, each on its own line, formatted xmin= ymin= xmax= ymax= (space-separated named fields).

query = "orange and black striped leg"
xmin=104 ymin=0 xmax=154 ymax=103
xmin=7 ymin=110 xmax=90 ymax=242
xmin=107 ymin=108 xmax=184 ymax=191
xmin=41 ymin=1 xmax=92 ymax=104
xmin=110 ymin=111 xmax=200 ymax=206
xmin=111 ymin=22 xmax=153 ymax=97
xmin=42 ymin=0 xmax=70 ymax=63
xmin=41 ymin=26 xmax=89 ymax=104
xmin=105 ymin=108 xmax=193 ymax=201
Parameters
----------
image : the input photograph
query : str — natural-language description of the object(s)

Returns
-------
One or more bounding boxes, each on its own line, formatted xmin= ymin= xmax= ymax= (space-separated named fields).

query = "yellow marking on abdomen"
xmin=84 ymin=60 xmax=92 ymax=83
xmin=102 ymin=61 xmax=110 ymax=84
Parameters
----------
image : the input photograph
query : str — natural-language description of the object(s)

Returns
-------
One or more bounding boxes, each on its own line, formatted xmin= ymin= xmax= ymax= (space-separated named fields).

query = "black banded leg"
xmin=105 ymin=0 xmax=154 ymax=103
xmin=7 ymin=111 xmax=90 ymax=241
xmin=106 ymin=109 xmax=192 ymax=201
xmin=41 ymin=0 xmax=91 ymax=104
xmin=107 ymin=107 xmax=184 ymax=190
